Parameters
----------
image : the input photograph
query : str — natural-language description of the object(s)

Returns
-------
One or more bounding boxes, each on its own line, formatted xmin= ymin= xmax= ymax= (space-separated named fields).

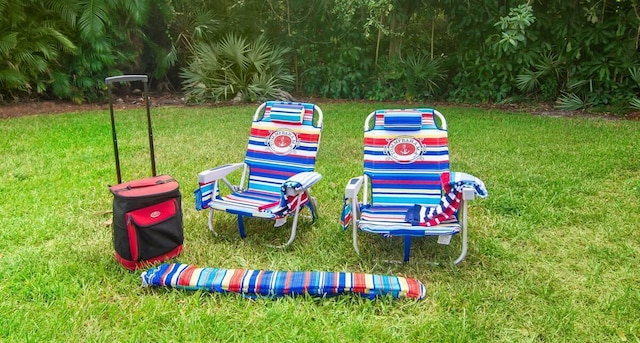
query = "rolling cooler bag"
xmin=106 ymin=75 xmax=183 ymax=270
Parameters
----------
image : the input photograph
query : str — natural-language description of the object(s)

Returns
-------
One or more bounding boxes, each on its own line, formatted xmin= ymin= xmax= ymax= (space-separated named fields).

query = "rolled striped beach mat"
xmin=141 ymin=263 xmax=426 ymax=300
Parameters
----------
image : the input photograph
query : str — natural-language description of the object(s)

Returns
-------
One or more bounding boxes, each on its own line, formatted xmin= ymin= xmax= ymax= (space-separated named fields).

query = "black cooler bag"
xmin=106 ymin=75 xmax=184 ymax=270
xmin=110 ymin=175 xmax=183 ymax=270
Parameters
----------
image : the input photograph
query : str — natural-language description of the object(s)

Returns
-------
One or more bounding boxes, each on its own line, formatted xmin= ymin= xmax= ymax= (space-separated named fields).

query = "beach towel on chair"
xmin=140 ymin=263 xmax=426 ymax=300
xmin=405 ymin=172 xmax=488 ymax=226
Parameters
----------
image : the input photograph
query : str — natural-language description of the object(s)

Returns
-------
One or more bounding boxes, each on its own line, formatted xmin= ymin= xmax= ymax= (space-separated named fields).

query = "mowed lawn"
xmin=0 ymin=102 xmax=638 ymax=342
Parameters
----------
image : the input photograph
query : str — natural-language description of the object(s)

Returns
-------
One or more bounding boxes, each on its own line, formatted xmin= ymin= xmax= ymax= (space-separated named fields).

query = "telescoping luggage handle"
xmin=106 ymin=75 xmax=156 ymax=184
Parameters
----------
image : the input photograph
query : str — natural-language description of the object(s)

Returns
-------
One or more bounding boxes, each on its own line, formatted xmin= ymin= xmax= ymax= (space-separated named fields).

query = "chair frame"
xmin=344 ymin=109 xmax=477 ymax=264
xmin=198 ymin=102 xmax=323 ymax=247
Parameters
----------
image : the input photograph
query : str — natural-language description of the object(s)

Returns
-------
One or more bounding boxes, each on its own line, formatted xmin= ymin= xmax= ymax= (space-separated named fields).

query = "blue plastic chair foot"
xmin=403 ymin=236 xmax=411 ymax=262
xmin=237 ymin=215 xmax=246 ymax=239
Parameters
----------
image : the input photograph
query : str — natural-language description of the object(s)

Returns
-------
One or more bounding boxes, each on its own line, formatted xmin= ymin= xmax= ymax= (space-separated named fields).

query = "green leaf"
xmin=555 ymin=92 xmax=586 ymax=110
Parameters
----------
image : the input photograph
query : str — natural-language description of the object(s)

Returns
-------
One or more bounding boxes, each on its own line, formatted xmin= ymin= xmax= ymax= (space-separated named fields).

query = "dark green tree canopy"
xmin=1 ymin=0 xmax=639 ymax=110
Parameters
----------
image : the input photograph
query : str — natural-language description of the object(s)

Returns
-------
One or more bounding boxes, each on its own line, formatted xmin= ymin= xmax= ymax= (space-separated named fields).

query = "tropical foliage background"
xmin=1 ymin=0 xmax=639 ymax=110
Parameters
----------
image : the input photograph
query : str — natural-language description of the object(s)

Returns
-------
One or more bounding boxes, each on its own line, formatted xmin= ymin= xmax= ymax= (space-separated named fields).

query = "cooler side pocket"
xmin=126 ymin=198 xmax=183 ymax=261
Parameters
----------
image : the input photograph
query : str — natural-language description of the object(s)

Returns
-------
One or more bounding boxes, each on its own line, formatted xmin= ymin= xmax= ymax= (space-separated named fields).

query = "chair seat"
xmin=359 ymin=205 xmax=461 ymax=236
xmin=210 ymin=190 xmax=281 ymax=218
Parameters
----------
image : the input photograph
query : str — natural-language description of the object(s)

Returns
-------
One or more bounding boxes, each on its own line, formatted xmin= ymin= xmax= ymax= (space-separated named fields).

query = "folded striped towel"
xmin=405 ymin=172 xmax=487 ymax=226
xmin=141 ymin=263 xmax=426 ymax=300
xmin=258 ymin=171 xmax=321 ymax=217
xmin=443 ymin=171 xmax=488 ymax=198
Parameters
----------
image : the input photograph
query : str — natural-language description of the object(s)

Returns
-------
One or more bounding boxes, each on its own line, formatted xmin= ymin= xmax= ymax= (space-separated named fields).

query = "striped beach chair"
xmin=341 ymin=109 xmax=487 ymax=263
xmin=195 ymin=101 xmax=323 ymax=247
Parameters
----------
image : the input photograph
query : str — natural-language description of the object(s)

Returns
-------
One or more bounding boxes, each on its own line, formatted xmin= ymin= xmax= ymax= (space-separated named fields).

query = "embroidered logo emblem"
xmin=150 ymin=211 xmax=161 ymax=218
xmin=267 ymin=129 xmax=298 ymax=155
xmin=385 ymin=136 xmax=423 ymax=164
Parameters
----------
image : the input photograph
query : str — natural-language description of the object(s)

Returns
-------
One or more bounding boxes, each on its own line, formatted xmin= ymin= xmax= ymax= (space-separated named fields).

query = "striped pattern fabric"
xmin=264 ymin=171 xmax=322 ymax=214
xmin=340 ymin=198 xmax=353 ymax=229
xmin=141 ymin=263 xmax=426 ymax=300
xmin=209 ymin=102 xmax=321 ymax=217
xmin=194 ymin=182 xmax=214 ymax=210
xmin=358 ymin=108 xmax=460 ymax=236
xmin=265 ymin=103 xmax=306 ymax=124
xmin=443 ymin=171 xmax=488 ymax=198
xmin=360 ymin=205 xmax=460 ymax=236
xmin=264 ymin=101 xmax=315 ymax=125
xmin=383 ymin=111 xmax=423 ymax=131
xmin=404 ymin=190 xmax=461 ymax=227
xmin=402 ymin=171 xmax=488 ymax=227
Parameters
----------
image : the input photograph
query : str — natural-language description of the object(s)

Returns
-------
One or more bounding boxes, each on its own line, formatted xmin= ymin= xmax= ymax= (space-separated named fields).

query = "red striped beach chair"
xmin=341 ymin=109 xmax=487 ymax=263
xmin=195 ymin=101 xmax=323 ymax=247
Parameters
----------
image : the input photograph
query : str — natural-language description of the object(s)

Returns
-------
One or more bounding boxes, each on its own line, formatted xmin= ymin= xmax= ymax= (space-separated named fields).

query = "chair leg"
xmin=283 ymin=206 xmax=300 ymax=247
xmin=403 ymin=236 xmax=411 ymax=262
xmin=351 ymin=200 xmax=361 ymax=256
xmin=453 ymin=199 xmax=469 ymax=265
xmin=269 ymin=193 xmax=303 ymax=248
xmin=307 ymin=195 xmax=318 ymax=223
xmin=207 ymin=208 xmax=218 ymax=236
xmin=237 ymin=214 xmax=246 ymax=239
xmin=453 ymin=227 xmax=468 ymax=264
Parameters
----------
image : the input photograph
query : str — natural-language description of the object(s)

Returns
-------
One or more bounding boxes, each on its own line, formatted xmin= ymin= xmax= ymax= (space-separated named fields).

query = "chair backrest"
xmin=363 ymin=109 xmax=449 ymax=207
xmin=244 ymin=101 xmax=323 ymax=195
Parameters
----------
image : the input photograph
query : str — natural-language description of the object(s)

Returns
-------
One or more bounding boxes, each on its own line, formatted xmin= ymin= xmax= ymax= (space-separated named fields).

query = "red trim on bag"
xmin=126 ymin=215 xmax=139 ymax=261
xmin=115 ymin=245 xmax=183 ymax=271
xmin=110 ymin=175 xmax=179 ymax=198
xmin=127 ymin=199 xmax=177 ymax=227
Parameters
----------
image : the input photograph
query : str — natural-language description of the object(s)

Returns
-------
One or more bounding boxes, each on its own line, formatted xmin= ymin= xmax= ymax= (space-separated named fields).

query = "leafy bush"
xmin=298 ymin=42 xmax=373 ymax=99
xmin=180 ymin=34 xmax=294 ymax=103
xmin=0 ymin=2 xmax=77 ymax=102
xmin=367 ymin=55 xmax=446 ymax=101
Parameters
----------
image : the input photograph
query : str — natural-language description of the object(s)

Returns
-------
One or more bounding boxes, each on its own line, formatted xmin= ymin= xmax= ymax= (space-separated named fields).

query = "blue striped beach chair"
xmin=195 ymin=101 xmax=323 ymax=247
xmin=341 ymin=109 xmax=487 ymax=263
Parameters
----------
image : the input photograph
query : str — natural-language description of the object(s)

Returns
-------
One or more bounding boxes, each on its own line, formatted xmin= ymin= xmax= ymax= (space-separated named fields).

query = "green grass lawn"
xmin=1 ymin=103 xmax=639 ymax=342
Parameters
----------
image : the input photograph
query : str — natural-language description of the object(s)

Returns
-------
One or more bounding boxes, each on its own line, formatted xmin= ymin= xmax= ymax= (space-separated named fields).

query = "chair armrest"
xmin=344 ymin=176 xmax=364 ymax=199
xmin=282 ymin=171 xmax=322 ymax=196
xmin=462 ymin=186 xmax=476 ymax=201
xmin=341 ymin=176 xmax=364 ymax=231
xmin=198 ymin=163 xmax=244 ymax=184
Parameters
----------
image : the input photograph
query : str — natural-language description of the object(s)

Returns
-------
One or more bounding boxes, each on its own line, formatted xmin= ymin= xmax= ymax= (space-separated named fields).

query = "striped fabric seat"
xmin=141 ymin=263 xmax=426 ymax=300
xmin=360 ymin=205 xmax=460 ymax=236
xmin=196 ymin=102 xmax=323 ymax=246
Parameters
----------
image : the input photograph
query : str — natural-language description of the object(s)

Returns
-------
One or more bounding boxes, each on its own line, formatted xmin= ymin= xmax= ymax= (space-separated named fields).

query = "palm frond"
xmin=50 ymin=70 xmax=72 ymax=98
xmin=41 ymin=26 xmax=77 ymax=54
xmin=0 ymin=32 xmax=18 ymax=56
xmin=181 ymin=34 xmax=293 ymax=103
xmin=515 ymin=69 xmax=540 ymax=93
xmin=555 ymin=92 xmax=587 ymax=110
xmin=566 ymin=79 xmax=589 ymax=92
xmin=44 ymin=0 xmax=78 ymax=27
xmin=0 ymin=68 xmax=27 ymax=88
xmin=218 ymin=33 xmax=249 ymax=72
xmin=77 ymin=0 xmax=110 ymax=40
xmin=629 ymin=67 xmax=640 ymax=85
xmin=191 ymin=10 xmax=220 ymax=41
xmin=120 ymin=0 xmax=149 ymax=25
xmin=533 ymin=51 xmax=563 ymax=79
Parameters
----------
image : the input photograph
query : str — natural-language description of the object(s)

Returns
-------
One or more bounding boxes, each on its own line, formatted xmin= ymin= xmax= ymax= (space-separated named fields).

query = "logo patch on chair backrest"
xmin=385 ymin=136 xmax=423 ymax=164
xmin=267 ymin=128 xmax=298 ymax=155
